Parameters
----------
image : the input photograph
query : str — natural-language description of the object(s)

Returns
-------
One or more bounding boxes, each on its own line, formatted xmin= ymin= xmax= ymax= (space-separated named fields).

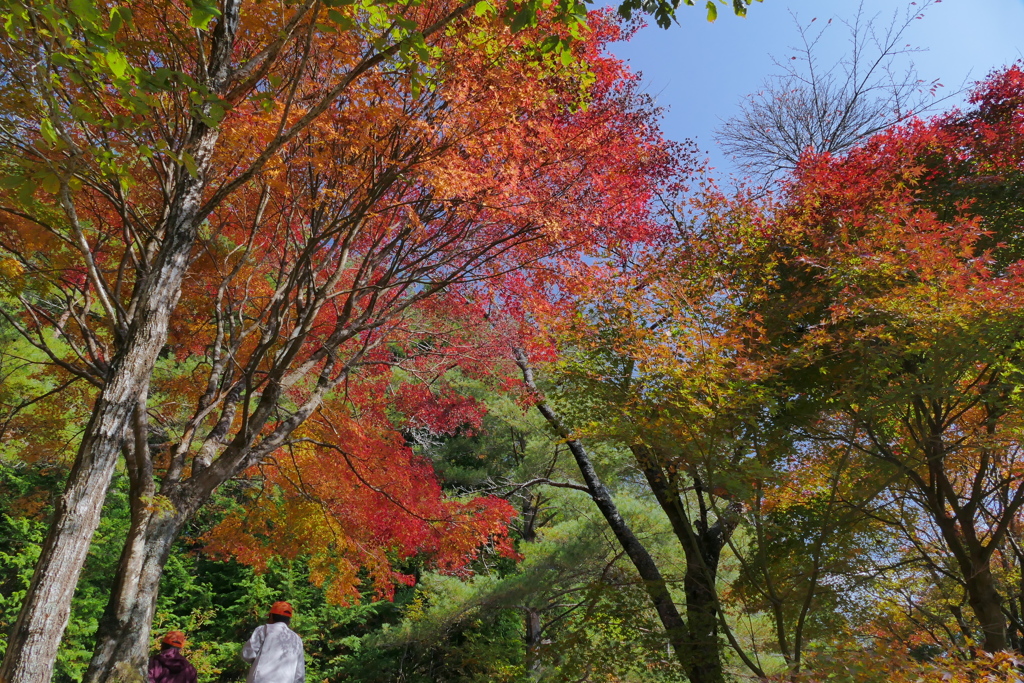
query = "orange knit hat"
xmin=269 ymin=601 xmax=293 ymax=618
xmin=161 ymin=631 xmax=185 ymax=648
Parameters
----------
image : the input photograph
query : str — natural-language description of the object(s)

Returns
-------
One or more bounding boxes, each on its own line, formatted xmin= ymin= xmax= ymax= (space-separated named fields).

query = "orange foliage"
xmin=0 ymin=0 xmax=681 ymax=612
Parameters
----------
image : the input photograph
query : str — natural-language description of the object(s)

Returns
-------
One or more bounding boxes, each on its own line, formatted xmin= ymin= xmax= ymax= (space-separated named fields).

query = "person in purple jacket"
xmin=148 ymin=630 xmax=198 ymax=683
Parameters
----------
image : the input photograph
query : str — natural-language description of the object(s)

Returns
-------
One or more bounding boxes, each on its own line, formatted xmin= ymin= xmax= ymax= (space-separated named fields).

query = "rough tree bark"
xmin=87 ymin=482 xmax=226 ymax=680
xmin=0 ymin=5 xmax=241 ymax=679
xmin=931 ymin=506 xmax=1009 ymax=652
xmin=85 ymin=508 xmax=185 ymax=681
xmin=964 ymin=560 xmax=1008 ymax=653
xmin=0 ymin=142 xmax=227 ymax=683
xmin=6 ymin=0 xmax=492 ymax=676
xmin=524 ymin=608 xmax=543 ymax=674
xmin=84 ymin=395 xmax=187 ymax=682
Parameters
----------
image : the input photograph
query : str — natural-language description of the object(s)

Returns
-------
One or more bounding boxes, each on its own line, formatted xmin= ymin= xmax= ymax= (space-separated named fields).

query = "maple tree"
xmin=0 ymin=0 xmax=502 ymax=676
xmin=750 ymin=64 xmax=1024 ymax=655
xmin=200 ymin=386 xmax=517 ymax=605
xmin=22 ymin=0 xmax=1024 ymax=677
xmin=673 ymin=64 xmax=1024 ymax=661
xmin=804 ymin=644 xmax=1024 ymax=683
xmin=347 ymin=378 xmax=688 ymax=681
xmin=0 ymin=0 xmax=682 ymax=677
xmin=0 ymin=0 xmax=758 ymax=668
xmin=507 ymin=63 xmax=1024 ymax=682
xmin=503 ymin=168 xmax=776 ymax=682
xmin=725 ymin=438 xmax=897 ymax=675
xmin=507 ymin=234 xmax=752 ymax=681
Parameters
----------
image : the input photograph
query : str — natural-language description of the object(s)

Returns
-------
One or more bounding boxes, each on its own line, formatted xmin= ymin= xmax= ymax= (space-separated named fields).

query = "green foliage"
xmin=0 ymin=462 xmax=131 ymax=682
xmin=152 ymin=549 xmax=416 ymax=681
xmin=0 ymin=389 xmax=686 ymax=682
xmin=398 ymin=374 xmax=682 ymax=680
xmin=357 ymin=506 xmax=685 ymax=682
xmin=616 ymin=0 xmax=761 ymax=29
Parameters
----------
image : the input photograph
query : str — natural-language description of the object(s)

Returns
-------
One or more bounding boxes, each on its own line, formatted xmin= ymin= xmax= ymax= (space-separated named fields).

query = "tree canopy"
xmin=4 ymin=1 xmax=1024 ymax=682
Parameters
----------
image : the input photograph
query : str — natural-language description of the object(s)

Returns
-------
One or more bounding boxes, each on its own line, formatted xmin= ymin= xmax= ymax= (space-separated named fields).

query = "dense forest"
xmin=0 ymin=0 xmax=1023 ymax=680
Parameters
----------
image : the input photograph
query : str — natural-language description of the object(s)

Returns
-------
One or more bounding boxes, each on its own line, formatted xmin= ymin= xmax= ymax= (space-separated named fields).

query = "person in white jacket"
xmin=242 ymin=601 xmax=305 ymax=683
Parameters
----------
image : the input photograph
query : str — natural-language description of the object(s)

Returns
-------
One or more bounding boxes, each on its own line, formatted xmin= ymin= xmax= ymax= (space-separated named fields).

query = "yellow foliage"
xmin=0 ymin=256 xmax=23 ymax=278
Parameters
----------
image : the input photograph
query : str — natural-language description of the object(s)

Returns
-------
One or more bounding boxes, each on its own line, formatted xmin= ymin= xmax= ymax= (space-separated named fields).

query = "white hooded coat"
xmin=242 ymin=622 xmax=306 ymax=683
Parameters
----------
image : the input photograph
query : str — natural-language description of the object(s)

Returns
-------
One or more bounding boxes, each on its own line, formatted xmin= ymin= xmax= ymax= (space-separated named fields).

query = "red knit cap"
xmin=269 ymin=601 xmax=293 ymax=618
xmin=161 ymin=631 xmax=185 ymax=648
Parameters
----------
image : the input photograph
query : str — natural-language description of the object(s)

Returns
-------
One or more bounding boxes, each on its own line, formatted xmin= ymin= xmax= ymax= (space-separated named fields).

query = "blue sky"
xmin=609 ymin=0 xmax=1024 ymax=176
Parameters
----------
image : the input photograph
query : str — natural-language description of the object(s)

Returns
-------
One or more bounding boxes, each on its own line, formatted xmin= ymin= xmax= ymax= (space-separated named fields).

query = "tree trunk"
xmin=520 ymin=492 xmax=544 ymax=676
xmin=0 ymin=0 xmax=245 ymax=672
xmin=86 ymin=432 xmax=263 ymax=681
xmin=84 ymin=496 xmax=185 ymax=682
xmin=0 ymin=138 xmax=225 ymax=683
xmin=631 ymin=445 xmax=731 ymax=683
xmin=0 ymin=299 xmax=193 ymax=683
xmin=928 ymin=483 xmax=1009 ymax=652
xmin=681 ymin=532 xmax=726 ymax=683
xmin=524 ymin=608 xmax=543 ymax=675
xmin=962 ymin=555 xmax=1008 ymax=652
xmin=0 ymin=398 xmax=133 ymax=683
xmin=513 ymin=351 xmax=691 ymax=668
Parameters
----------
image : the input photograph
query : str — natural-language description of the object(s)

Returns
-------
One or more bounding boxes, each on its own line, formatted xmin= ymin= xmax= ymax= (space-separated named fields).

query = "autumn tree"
xmin=358 ymin=380 xmax=686 ymax=681
xmin=0 ymin=1 xmax=693 ymax=678
xmin=506 ymin=219 xmax=763 ymax=681
xmin=709 ymin=64 xmax=1024 ymax=654
xmin=0 ymin=0 xmax=768 ymax=673
xmin=509 ymin=65 xmax=1024 ymax=681
xmin=726 ymin=438 xmax=899 ymax=675
xmin=0 ymin=0 xmax=512 ymax=676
